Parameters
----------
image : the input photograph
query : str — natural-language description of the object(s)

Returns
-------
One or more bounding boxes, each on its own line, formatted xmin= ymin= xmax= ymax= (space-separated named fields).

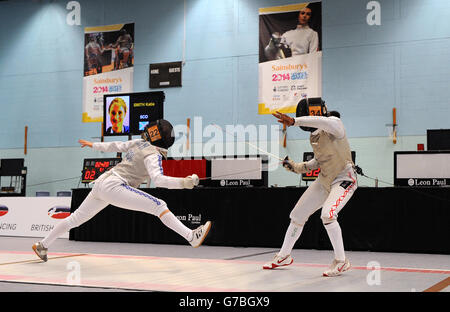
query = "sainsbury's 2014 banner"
xmin=258 ymin=2 xmax=322 ymax=114
xmin=82 ymin=23 xmax=134 ymax=122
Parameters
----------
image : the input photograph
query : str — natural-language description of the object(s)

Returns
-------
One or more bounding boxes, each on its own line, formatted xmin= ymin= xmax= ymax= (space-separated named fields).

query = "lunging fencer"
xmin=263 ymin=98 xmax=357 ymax=277
xmin=33 ymin=119 xmax=211 ymax=262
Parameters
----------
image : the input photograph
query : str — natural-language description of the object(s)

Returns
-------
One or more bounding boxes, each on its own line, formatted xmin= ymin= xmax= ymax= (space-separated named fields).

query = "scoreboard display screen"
xmin=301 ymin=152 xmax=320 ymax=181
xmin=149 ymin=61 xmax=182 ymax=88
xmin=302 ymin=151 xmax=356 ymax=182
xmin=81 ymin=158 xmax=121 ymax=183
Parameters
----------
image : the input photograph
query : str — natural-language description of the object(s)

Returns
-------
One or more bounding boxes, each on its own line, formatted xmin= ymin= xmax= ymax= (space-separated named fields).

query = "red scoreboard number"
xmin=304 ymin=168 xmax=321 ymax=180
xmin=301 ymin=151 xmax=356 ymax=182
xmin=81 ymin=158 xmax=121 ymax=183
xmin=301 ymin=152 xmax=317 ymax=181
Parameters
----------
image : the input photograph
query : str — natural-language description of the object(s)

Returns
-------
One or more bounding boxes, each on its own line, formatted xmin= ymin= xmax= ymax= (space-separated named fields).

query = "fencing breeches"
xmin=41 ymin=175 xmax=168 ymax=248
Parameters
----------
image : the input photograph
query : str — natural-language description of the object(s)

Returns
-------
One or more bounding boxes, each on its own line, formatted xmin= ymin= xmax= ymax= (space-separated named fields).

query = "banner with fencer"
xmin=82 ymin=23 xmax=135 ymax=122
xmin=258 ymin=2 xmax=322 ymax=114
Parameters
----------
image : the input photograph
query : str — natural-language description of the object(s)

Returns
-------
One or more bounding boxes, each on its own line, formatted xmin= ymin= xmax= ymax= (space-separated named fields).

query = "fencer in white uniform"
xmin=280 ymin=6 xmax=319 ymax=55
xmin=281 ymin=24 xmax=318 ymax=55
xmin=264 ymin=99 xmax=357 ymax=277
xmin=33 ymin=119 xmax=211 ymax=262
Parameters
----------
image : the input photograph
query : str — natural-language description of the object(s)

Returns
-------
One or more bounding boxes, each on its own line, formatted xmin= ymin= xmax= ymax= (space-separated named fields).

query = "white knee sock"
xmin=324 ymin=221 xmax=346 ymax=261
xmin=279 ymin=221 xmax=303 ymax=257
xmin=160 ymin=211 xmax=193 ymax=241
xmin=41 ymin=218 xmax=71 ymax=249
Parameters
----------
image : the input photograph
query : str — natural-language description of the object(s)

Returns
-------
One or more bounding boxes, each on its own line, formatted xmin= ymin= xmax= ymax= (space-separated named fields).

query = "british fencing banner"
xmin=0 ymin=197 xmax=71 ymax=238
xmin=82 ymin=23 xmax=134 ymax=122
xmin=258 ymin=2 xmax=322 ymax=114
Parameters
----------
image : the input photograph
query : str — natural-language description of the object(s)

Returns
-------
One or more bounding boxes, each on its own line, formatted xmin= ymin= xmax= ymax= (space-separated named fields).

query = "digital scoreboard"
xmin=301 ymin=151 xmax=356 ymax=182
xmin=81 ymin=158 xmax=121 ymax=183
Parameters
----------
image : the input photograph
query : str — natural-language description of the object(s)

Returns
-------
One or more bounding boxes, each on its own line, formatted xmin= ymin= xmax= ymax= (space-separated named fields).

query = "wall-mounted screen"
xmin=103 ymin=91 xmax=164 ymax=136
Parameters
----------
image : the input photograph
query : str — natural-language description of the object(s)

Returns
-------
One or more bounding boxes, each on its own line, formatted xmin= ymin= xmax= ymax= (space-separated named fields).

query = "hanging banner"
xmin=82 ymin=23 xmax=135 ymax=122
xmin=258 ymin=2 xmax=322 ymax=114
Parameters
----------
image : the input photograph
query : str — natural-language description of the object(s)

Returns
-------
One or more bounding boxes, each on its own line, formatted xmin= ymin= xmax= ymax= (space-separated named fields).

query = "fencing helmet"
xmin=296 ymin=97 xmax=327 ymax=132
xmin=142 ymin=119 xmax=175 ymax=149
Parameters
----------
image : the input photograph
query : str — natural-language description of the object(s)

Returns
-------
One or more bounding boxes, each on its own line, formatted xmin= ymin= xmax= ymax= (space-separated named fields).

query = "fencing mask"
xmin=142 ymin=119 xmax=175 ymax=149
xmin=296 ymin=97 xmax=327 ymax=132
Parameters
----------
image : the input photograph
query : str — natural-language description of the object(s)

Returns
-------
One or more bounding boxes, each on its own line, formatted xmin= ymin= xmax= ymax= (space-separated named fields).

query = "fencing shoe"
xmin=323 ymin=258 xmax=351 ymax=277
xmin=32 ymin=242 xmax=48 ymax=262
xmin=189 ymin=221 xmax=211 ymax=248
xmin=263 ymin=254 xmax=293 ymax=269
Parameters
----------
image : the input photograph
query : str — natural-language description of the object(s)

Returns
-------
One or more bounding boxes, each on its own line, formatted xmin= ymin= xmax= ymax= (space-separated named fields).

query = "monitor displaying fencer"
xmin=103 ymin=91 xmax=164 ymax=136
xmin=104 ymin=95 xmax=131 ymax=135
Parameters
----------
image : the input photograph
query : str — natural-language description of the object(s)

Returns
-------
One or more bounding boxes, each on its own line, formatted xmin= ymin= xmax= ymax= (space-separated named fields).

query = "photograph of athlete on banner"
xmin=82 ymin=23 xmax=134 ymax=123
xmin=258 ymin=2 xmax=322 ymax=115
xmin=84 ymin=23 xmax=134 ymax=77
xmin=259 ymin=2 xmax=321 ymax=63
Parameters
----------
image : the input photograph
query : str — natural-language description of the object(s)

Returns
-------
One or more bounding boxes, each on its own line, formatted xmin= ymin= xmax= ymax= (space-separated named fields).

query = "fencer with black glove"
xmin=32 ymin=119 xmax=211 ymax=262
xmin=264 ymin=98 xmax=358 ymax=277
xmin=282 ymin=155 xmax=318 ymax=174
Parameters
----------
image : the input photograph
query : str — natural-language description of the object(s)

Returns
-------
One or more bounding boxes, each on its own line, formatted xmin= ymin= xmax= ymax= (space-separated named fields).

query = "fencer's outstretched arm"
xmin=293 ymin=116 xmax=344 ymax=138
xmin=144 ymin=154 xmax=198 ymax=189
xmin=90 ymin=140 xmax=136 ymax=153
xmin=272 ymin=112 xmax=345 ymax=138
xmin=78 ymin=139 xmax=136 ymax=152
xmin=78 ymin=139 xmax=93 ymax=148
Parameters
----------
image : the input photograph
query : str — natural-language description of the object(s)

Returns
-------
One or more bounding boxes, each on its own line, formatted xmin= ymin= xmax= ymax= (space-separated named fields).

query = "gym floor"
xmin=0 ymin=236 xmax=448 ymax=293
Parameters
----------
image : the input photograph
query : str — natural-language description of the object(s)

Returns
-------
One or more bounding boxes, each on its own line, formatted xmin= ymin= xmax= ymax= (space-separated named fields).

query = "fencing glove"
xmin=283 ymin=156 xmax=309 ymax=174
xmin=183 ymin=174 xmax=199 ymax=189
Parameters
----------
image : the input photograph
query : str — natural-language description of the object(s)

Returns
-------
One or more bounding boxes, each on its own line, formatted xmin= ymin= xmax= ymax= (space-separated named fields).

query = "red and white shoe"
xmin=263 ymin=254 xmax=293 ymax=269
xmin=323 ymin=259 xmax=351 ymax=277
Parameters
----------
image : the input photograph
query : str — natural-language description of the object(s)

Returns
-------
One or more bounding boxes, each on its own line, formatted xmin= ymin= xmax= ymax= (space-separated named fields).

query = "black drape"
xmin=70 ymin=187 xmax=450 ymax=254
